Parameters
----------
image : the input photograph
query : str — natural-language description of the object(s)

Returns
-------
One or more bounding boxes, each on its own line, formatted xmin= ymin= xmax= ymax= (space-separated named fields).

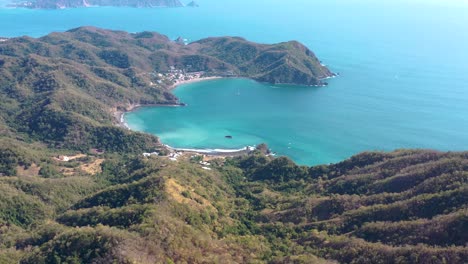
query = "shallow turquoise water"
xmin=2 ymin=0 xmax=468 ymax=164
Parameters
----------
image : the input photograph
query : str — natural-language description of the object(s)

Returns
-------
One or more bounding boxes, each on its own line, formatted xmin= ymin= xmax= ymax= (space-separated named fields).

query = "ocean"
xmin=1 ymin=0 xmax=468 ymax=165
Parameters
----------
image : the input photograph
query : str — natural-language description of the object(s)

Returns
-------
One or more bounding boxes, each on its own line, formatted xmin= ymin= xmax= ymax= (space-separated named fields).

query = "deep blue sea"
xmin=1 ymin=0 xmax=468 ymax=165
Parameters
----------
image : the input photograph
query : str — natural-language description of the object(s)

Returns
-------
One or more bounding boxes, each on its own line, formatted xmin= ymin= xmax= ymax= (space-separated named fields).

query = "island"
xmin=11 ymin=0 xmax=184 ymax=9
xmin=186 ymin=0 xmax=198 ymax=7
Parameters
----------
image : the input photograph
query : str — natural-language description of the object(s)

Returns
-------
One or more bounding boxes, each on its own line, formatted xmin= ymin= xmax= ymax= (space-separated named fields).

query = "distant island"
xmin=11 ymin=0 xmax=185 ymax=9
xmin=186 ymin=0 xmax=198 ymax=7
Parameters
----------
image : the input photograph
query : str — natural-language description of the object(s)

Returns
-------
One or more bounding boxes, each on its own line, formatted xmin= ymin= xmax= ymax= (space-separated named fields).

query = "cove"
xmin=3 ymin=0 xmax=467 ymax=165
xmin=122 ymin=78 xmax=377 ymax=165
xmin=124 ymin=75 xmax=467 ymax=165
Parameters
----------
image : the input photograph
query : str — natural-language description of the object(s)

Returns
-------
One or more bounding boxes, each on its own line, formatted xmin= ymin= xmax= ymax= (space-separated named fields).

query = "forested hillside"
xmin=0 ymin=27 xmax=332 ymax=152
xmin=0 ymin=27 xmax=466 ymax=263
xmin=0 ymin=146 xmax=466 ymax=263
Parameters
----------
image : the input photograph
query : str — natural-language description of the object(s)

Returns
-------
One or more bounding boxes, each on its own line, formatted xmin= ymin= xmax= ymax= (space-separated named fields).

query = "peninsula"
xmin=0 ymin=26 xmax=333 ymax=152
xmin=11 ymin=0 xmax=184 ymax=9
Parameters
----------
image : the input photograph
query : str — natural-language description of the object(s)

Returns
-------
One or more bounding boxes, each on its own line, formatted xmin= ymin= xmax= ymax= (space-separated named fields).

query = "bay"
xmin=1 ymin=0 xmax=468 ymax=164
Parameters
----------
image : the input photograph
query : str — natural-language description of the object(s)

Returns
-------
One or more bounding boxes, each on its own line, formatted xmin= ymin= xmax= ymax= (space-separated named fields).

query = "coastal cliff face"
xmin=13 ymin=0 xmax=184 ymax=9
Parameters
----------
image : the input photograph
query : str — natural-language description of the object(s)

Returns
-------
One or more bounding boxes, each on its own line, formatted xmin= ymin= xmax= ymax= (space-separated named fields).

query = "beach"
xmin=113 ymin=103 xmax=140 ymax=130
xmin=164 ymin=144 xmax=255 ymax=157
xmin=168 ymin=76 xmax=223 ymax=90
xmin=113 ymin=76 xmax=262 ymax=158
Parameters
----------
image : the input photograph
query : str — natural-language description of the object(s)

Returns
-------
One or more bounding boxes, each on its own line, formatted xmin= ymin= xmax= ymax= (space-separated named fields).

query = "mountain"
xmin=0 ymin=27 xmax=332 ymax=152
xmin=192 ymin=36 xmax=333 ymax=85
xmin=0 ymin=27 xmax=465 ymax=263
xmin=0 ymin=146 xmax=466 ymax=263
xmin=13 ymin=0 xmax=184 ymax=9
xmin=0 ymin=27 xmax=333 ymax=87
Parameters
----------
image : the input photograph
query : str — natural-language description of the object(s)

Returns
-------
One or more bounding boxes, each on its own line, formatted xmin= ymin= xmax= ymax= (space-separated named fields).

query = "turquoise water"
xmin=1 ymin=0 xmax=468 ymax=164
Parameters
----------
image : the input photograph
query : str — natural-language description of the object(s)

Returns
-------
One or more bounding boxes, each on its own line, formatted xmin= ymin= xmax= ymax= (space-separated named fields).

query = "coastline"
xmin=114 ymin=76 xmax=224 ymax=128
xmin=114 ymin=72 xmax=337 ymax=131
xmin=167 ymin=76 xmax=223 ymax=90
xmin=114 ymin=74 xmax=324 ymax=157
xmin=164 ymin=144 xmax=255 ymax=157
xmin=114 ymin=103 xmax=140 ymax=130
xmin=113 ymin=75 xmax=260 ymax=157
xmin=115 ymin=76 xmax=224 ymax=129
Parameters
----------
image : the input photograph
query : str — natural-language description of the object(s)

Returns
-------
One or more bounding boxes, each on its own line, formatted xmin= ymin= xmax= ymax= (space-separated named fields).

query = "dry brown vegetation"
xmin=0 ymin=27 xmax=466 ymax=264
xmin=80 ymin=158 xmax=105 ymax=175
xmin=16 ymin=164 xmax=41 ymax=177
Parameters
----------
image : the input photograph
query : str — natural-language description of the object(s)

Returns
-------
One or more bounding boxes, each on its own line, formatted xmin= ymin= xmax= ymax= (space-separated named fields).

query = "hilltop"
xmin=12 ymin=0 xmax=184 ymax=9
xmin=0 ymin=26 xmax=333 ymax=87
xmin=0 ymin=27 xmax=333 ymax=152
xmin=0 ymin=145 xmax=466 ymax=263
xmin=0 ymin=27 xmax=466 ymax=263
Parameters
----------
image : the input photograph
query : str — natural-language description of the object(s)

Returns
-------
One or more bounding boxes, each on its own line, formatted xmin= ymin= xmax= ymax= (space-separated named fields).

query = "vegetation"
xmin=0 ymin=26 xmax=331 ymax=153
xmin=0 ymin=147 xmax=466 ymax=263
xmin=0 ymin=27 xmax=465 ymax=263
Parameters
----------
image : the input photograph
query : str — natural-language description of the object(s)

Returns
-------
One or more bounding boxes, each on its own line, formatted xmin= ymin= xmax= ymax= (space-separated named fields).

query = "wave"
xmin=120 ymin=113 xmax=131 ymax=129
xmin=321 ymin=73 xmax=339 ymax=80
xmin=164 ymin=144 xmax=255 ymax=154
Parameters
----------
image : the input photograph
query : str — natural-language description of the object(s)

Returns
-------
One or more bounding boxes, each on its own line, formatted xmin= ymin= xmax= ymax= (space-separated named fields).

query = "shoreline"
xmin=168 ymin=76 xmax=223 ymax=90
xmin=114 ymin=104 xmax=181 ymax=130
xmin=114 ymin=72 xmax=337 ymax=129
xmin=113 ymin=74 xmax=334 ymax=156
xmin=112 ymin=74 xmax=259 ymax=157
xmin=164 ymin=144 xmax=255 ymax=157
xmin=114 ymin=76 xmax=224 ymax=129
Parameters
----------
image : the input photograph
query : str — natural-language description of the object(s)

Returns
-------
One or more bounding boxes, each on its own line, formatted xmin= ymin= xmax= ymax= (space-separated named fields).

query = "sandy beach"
xmin=112 ymin=75 xmax=258 ymax=157
xmin=164 ymin=144 xmax=255 ymax=157
xmin=168 ymin=76 xmax=223 ymax=90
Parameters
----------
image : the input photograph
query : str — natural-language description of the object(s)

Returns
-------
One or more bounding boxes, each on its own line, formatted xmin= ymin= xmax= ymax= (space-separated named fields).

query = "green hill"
xmin=0 ymin=149 xmax=466 ymax=263
xmin=0 ymin=27 xmax=466 ymax=263
xmin=0 ymin=27 xmax=333 ymax=153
